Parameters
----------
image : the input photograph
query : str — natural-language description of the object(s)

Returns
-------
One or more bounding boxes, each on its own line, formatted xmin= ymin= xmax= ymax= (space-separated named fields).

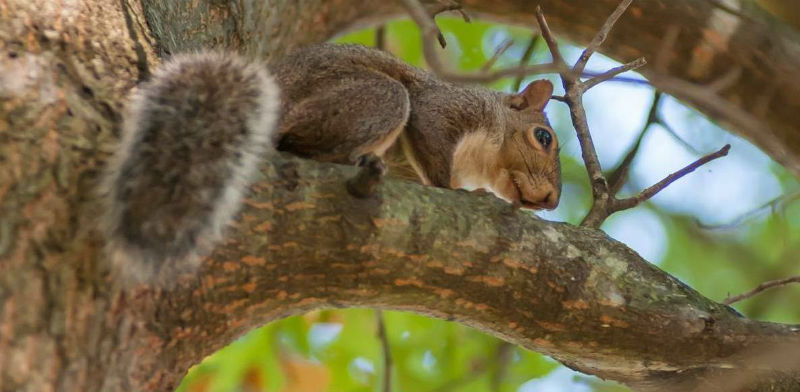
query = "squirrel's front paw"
xmin=347 ymin=153 xmax=386 ymax=198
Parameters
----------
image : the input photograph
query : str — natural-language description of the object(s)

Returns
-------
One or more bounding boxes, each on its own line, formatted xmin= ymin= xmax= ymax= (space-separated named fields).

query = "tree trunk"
xmin=0 ymin=0 xmax=798 ymax=391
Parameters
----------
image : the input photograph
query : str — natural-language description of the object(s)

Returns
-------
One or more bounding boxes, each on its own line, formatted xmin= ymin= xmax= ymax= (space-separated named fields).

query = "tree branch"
xmin=481 ymin=38 xmax=514 ymax=71
xmin=376 ymin=310 xmax=393 ymax=392
xmin=375 ymin=25 xmax=387 ymax=50
xmin=573 ymin=0 xmax=634 ymax=75
xmin=534 ymin=6 xmax=567 ymax=68
xmin=149 ymin=153 xmax=800 ymax=391
xmin=581 ymin=57 xmax=646 ymax=92
xmin=534 ymin=1 xmax=730 ymax=229
xmin=455 ymin=1 xmax=800 ymax=178
xmin=723 ymin=276 xmax=800 ymax=305
xmin=696 ymin=192 xmax=800 ymax=230
xmin=512 ymin=34 xmax=540 ymax=91
xmin=613 ymin=144 xmax=730 ymax=211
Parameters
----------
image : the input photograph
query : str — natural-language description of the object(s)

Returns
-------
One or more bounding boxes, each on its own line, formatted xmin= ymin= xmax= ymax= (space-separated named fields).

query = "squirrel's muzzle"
xmin=508 ymin=170 xmax=560 ymax=210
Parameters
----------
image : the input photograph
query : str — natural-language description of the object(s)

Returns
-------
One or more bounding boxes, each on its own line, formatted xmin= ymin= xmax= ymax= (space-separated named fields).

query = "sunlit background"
xmin=177 ymin=16 xmax=800 ymax=392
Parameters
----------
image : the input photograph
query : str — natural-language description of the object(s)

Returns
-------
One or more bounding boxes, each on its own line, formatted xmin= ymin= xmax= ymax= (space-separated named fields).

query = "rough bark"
xmin=149 ymin=153 xmax=800 ymax=391
xmin=1 ymin=0 xmax=799 ymax=392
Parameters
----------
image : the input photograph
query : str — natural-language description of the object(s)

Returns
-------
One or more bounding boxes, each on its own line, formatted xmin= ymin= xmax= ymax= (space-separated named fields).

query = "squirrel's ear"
xmin=510 ymin=79 xmax=553 ymax=111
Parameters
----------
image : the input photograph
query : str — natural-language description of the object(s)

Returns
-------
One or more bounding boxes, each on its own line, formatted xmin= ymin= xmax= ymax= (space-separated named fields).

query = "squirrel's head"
xmin=494 ymin=79 xmax=561 ymax=210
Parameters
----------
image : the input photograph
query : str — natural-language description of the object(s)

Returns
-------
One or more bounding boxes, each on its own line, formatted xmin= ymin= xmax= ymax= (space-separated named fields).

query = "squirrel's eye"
xmin=534 ymin=127 xmax=552 ymax=148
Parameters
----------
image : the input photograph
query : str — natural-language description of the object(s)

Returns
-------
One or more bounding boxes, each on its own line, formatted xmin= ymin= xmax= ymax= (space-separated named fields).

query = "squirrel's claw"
xmin=347 ymin=153 xmax=387 ymax=198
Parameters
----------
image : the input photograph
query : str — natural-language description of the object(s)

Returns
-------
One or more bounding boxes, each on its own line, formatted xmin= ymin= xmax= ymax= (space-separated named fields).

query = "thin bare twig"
xmin=655 ymin=115 xmax=702 ymax=155
xmin=581 ymin=57 xmax=647 ymax=92
xmin=534 ymin=5 xmax=566 ymax=68
xmin=400 ymin=0 xmax=564 ymax=83
xmin=430 ymin=365 xmax=489 ymax=392
xmin=481 ymin=39 xmax=514 ymax=72
xmin=424 ymin=0 xmax=471 ymax=48
xmin=573 ymin=0 xmax=635 ymax=75
xmin=648 ymin=73 xmax=770 ymax=148
xmin=405 ymin=0 xmax=732 ymax=230
xmin=376 ymin=310 xmax=393 ymax=392
xmin=376 ymin=25 xmax=387 ymax=51
xmin=490 ymin=342 xmax=513 ymax=391
xmin=566 ymin=91 xmax=608 ymax=200
xmin=697 ymin=192 xmax=800 ymax=230
xmin=443 ymin=63 xmax=566 ymax=84
xmin=535 ymin=5 xmax=608 ymax=203
xmin=581 ymin=71 xmax=648 ymax=86
xmin=607 ymin=91 xmax=663 ymax=194
xmin=614 ymin=144 xmax=730 ymax=211
xmin=425 ymin=0 xmax=471 ymax=22
xmin=535 ymin=0 xmax=734 ymax=228
xmin=513 ymin=34 xmax=540 ymax=91
xmin=723 ymin=276 xmax=800 ymax=305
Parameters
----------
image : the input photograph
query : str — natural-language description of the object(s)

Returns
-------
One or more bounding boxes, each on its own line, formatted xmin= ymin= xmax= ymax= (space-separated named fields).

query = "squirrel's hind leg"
xmin=276 ymin=70 xmax=410 ymax=196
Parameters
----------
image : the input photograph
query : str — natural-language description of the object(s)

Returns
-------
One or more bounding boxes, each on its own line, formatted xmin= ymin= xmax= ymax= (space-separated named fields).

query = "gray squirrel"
xmin=103 ymin=43 xmax=561 ymax=283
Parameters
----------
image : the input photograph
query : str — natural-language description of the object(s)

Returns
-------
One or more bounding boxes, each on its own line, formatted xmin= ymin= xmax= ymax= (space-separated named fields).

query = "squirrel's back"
xmin=271 ymin=43 xmax=423 ymax=101
xmin=102 ymin=52 xmax=279 ymax=283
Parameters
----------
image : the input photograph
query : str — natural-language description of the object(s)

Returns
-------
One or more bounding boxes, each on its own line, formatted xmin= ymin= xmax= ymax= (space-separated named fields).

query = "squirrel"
xmin=102 ymin=43 xmax=561 ymax=283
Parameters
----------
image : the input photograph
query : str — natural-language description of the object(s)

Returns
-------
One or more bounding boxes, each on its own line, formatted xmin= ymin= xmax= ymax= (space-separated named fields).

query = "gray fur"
xmin=103 ymin=52 xmax=279 ymax=284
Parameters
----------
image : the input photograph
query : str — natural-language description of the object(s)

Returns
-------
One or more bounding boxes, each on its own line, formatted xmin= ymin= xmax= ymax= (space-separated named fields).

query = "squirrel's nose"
xmin=532 ymin=184 xmax=559 ymax=210
xmin=541 ymin=190 xmax=559 ymax=210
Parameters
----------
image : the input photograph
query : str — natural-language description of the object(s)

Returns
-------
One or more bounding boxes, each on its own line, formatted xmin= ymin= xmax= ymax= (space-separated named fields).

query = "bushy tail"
xmin=102 ymin=52 xmax=280 ymax=284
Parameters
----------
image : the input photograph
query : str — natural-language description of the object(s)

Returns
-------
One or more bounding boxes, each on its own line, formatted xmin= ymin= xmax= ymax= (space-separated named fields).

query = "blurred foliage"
xmin=178 ymin=14 xmax=800 ymax=392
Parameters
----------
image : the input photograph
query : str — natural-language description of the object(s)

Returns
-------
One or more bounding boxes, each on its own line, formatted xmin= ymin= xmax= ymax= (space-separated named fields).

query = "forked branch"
xmin=531 ymin=1 xmax=730 ymax=228
xmin=573 ymin=0 xmax=635 ymax=75
xmin=400 ymin=0 xmax=734 ymax=230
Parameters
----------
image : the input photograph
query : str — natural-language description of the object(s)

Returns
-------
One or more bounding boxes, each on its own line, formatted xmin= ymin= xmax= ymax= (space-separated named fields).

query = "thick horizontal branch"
xmin=149 ymin=153 xmax=800 ymax=391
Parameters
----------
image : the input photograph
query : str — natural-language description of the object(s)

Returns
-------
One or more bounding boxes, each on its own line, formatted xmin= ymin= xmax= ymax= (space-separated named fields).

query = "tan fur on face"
xmin=496 ymin=124 xmax=560 ymax=209
xmin=450 ymin=130 xmax=503 ymax=191
xmin=450 ymin=125 xmax=560 ymax=210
